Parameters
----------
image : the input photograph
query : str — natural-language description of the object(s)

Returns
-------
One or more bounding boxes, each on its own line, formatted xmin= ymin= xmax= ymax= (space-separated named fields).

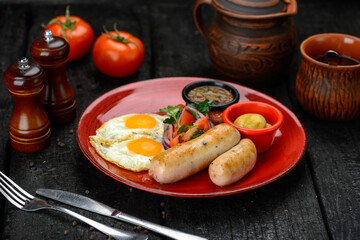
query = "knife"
xmin=36 ymin=188 xmax=207 ymax=240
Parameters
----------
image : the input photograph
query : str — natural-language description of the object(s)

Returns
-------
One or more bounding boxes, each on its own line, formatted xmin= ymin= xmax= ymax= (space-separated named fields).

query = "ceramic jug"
xmin=194 ymin=0 xmax=297 ymax=88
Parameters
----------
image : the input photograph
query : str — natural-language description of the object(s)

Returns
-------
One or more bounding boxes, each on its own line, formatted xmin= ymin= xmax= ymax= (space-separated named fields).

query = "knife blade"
xmin=36 ymin=188 xmax=207 ymax=240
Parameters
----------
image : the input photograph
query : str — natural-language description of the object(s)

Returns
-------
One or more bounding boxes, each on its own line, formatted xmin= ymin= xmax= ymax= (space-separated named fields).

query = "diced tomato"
xmin=194 ymin=115 xmax=210 ymax=130
xmin=173 ymin=124 xmax=179 ymax=137
xmin=208 ymin=110 xmax=223 ymax=124
xmin=169 ymin=136 xmax=179 ymax=147
xmin=169 ymin=133 xmax=184 ymax=147
xmin=179 ymin=109 xmax=196 ymax=126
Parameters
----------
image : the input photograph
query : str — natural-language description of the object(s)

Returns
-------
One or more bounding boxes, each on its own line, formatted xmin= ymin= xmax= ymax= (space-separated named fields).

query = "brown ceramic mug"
xmin=296 ymin=33 xmax=360 ymax=121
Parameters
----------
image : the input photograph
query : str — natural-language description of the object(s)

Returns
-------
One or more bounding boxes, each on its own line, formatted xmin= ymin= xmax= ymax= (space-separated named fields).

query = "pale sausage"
xmin=209 ymin=138 xmax=257 ymax=187
xmin=149 ymin=123 xmax=240 ymax=184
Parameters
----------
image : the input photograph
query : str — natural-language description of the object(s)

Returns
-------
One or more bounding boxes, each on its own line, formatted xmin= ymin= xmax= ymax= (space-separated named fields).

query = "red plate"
xmin=77 ymin=77 xmax=306 ymax=197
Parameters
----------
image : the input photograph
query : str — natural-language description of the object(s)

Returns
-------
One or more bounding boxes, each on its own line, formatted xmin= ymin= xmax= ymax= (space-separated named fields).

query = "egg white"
xmin=94 ymin=113 xmax=168 ymax=142
xmin=90 ymin=137 xmax=163 ymax=172
xmin=89 ymin=113 xmax=168 ymax=172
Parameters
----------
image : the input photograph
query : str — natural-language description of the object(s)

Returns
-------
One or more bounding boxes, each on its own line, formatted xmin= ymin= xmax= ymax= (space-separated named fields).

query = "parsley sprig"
xmin=187 ymin=99 xmax=213 ymax=118
xmin=160 ymin=99 xmax=212 ymax=125
xmin=160 ymin=105 xmax=182 ymax=124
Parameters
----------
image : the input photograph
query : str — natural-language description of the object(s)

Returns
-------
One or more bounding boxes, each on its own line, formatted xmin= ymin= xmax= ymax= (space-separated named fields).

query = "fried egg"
xmin=92 ymin=113 xmax=167 ymax=143
xmin=89 ymin=113 xmax=168 ymax=172
xmin=90 ymin=137 xmax=164 ymax=172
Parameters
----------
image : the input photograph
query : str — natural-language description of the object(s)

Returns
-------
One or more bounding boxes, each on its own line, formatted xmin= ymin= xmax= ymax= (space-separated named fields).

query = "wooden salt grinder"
xmin=3 ymin=57 xmax=51 ymax=152
xmin=30 ymin=30 xmax=76 ymax=125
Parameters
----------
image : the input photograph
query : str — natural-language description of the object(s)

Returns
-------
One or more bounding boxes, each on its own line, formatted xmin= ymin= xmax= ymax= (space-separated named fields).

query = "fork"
xmin=0 ymin=171 xmax=148 ymax=240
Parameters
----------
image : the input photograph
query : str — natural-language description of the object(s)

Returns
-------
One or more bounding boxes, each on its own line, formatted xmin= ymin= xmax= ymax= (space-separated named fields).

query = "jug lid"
xmin=213 ymin=0 xmax=288 ymax=16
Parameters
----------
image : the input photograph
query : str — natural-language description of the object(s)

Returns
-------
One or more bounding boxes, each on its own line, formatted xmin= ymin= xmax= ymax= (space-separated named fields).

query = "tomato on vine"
xmin=45 ymin=6 xmax=94 ymax=61
xmin=92 ymin=24 xmax=145 ymax=78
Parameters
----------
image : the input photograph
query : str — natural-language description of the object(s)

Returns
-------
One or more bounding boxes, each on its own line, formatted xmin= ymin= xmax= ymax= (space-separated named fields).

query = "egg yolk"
xmin=125 ymin=114 xmax=157 ymax=129
xmin=127 ymin=138 xmax=163 ymax=157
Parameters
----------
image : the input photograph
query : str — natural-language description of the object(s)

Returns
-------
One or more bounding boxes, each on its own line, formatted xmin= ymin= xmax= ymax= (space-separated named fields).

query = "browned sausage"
xmin=209 ymin=138 xmax=257 ymax=187
xmin=149 ymin=123 xmax=240 ymax=184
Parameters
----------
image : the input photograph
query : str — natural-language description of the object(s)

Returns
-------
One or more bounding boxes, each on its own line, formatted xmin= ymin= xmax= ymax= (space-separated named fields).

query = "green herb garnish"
xmin=160 ymin=99 xmax=212 ymax=125
xmin=160 ymin=105 xmax=181 ymax=124
xmin=177 ymin=125 xmax=196 ymax=134
xmin=191 ymin=129 xmax=206 ymax=139
xmin=188 ymin=99 xmax=213 ymax=118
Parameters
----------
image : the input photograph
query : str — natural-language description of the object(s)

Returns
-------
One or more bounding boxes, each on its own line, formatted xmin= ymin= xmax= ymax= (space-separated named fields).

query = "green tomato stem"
xmin=46 ymin=5 xmax=77 ymax=40
xmin=103 ymin=24 xmax=140 ymax=49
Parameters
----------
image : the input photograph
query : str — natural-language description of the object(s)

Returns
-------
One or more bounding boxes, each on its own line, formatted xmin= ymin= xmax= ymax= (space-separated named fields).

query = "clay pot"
xmin=295 ymin=33 xmax=360 ymax=121
xmin=193 ymin=0 xmax=298 ymax=88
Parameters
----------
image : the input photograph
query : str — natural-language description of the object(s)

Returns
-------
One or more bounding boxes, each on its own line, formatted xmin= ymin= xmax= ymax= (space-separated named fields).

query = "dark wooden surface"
xmin=0 ymin=0 xmax=359 ymax=239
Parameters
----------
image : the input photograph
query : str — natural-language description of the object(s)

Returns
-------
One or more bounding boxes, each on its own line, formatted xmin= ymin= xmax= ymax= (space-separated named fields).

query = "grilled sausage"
xmin=209 ymin=138 xmax=257 ymax=187
xmin=149 ymin=123 xmax=240 ymax=184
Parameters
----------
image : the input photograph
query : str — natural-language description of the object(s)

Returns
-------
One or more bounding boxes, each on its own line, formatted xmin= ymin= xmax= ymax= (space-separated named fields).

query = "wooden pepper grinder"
xmin=30 ymin=30 xmax=76 ymax=125
xmin=3 ymin=57 xmax=51 ymax=152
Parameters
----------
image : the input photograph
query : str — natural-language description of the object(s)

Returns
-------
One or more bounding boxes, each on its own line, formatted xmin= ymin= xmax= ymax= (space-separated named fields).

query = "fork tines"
xmin=0 ymin=171 xmax=33 ymax=208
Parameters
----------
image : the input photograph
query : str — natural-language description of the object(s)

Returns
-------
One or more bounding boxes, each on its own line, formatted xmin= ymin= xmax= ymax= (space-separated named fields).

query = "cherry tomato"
xmin=45 ymin=6 xmax=94 ymax=61
xmin=92 ymin=26 xmax=145 ymax=78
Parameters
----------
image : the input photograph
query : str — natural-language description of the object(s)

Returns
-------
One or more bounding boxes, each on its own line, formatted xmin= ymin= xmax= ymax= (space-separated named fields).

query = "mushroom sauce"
xmin=187 ymin=86 xmax=234 ymax=105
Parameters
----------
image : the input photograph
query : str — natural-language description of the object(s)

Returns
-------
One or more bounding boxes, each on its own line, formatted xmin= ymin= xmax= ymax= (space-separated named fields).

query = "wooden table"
xmin=0 ymin=0 xmax=359 ymax=239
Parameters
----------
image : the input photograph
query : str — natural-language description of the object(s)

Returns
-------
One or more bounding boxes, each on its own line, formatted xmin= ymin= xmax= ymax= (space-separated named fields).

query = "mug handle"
xmin=193 ymin=0 xmax=213 ymax=39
